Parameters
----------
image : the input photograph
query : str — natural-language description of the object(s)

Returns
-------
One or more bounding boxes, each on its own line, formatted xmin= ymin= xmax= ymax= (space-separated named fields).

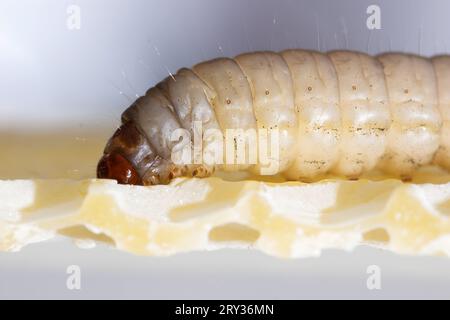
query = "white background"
xmin=1 ymin=0 xmax=450 ymax=299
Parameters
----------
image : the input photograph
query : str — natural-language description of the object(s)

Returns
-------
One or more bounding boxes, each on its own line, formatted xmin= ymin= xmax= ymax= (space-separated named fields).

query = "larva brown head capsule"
xmin=97 ymin=120 xmax=178 ymax=185
xmin=97 ymin=152 xmax=142 ymax=185
xmin=97 ymin=121 xmax=145 ymax=185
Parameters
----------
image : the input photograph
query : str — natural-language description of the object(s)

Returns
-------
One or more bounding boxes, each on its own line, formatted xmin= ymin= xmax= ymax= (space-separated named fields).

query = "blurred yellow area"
xmin=0 ymin=129 xmax=111 ymax=179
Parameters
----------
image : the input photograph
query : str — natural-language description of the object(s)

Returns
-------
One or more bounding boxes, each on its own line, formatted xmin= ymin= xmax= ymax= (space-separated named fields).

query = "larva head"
xmin=97 ymin=120 xmax=178 ymax=185
xmin=97 ymin=152 xmax=142 ymax=185
xmin=97 ymin=121 xmax=145 ymax=185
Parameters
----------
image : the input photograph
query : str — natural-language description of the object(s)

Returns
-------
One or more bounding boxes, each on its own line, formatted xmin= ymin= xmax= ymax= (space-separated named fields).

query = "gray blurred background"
xmin=1 ymin=0 xmax=450 ymax=299
xmin=2 ymin=0 xmax=450 ymax=129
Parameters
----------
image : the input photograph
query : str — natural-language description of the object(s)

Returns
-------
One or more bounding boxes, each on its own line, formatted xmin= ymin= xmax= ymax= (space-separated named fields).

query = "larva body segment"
xmin=193 ymin=58 xmax=257 ymax=172
xmin=97 ymin=50 xmax=450 ymax=185
xmin=157 ymin=68 xmax=220 ymax=177
xmin=432 ymin=56 xmax=450 ymax=170
xmin=281 ymin=50 xmax=340 ymax=180
xmin=122 ymin=88 xmax=179 ymax=161
xmin=329 ymin=51 xmax=391 ymax=178
xmin=378 ymin=53 xmax=442 ymax=177
xmin=234 ymin=51 xmax=298 ymax=174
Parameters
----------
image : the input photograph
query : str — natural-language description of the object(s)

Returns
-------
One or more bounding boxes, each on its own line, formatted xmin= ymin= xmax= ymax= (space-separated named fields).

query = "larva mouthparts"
xmin=97 ymin=50 xmax=450 ymax=185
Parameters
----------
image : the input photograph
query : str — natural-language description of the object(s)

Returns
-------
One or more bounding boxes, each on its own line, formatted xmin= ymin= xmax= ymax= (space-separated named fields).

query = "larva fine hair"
xmin=97 ymin=50 xmax=450 ymax=185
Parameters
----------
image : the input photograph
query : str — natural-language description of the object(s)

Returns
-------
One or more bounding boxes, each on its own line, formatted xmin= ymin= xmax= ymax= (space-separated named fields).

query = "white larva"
xmin=97 ymin=50 xmax=450 ymax=185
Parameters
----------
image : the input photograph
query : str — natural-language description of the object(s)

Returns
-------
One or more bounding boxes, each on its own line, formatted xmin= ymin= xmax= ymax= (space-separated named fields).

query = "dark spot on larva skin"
xmin=226 ymin=99 xmax=232 ymax=104
xmin=307 ymin=86 xmax=312 ymax=92
xmin=97 ymin=153 xmax=142 ymax=185
xmin=304 ymin=160 xmax=326 ymax=170
xmin=265 ymin=90 xmax=270 ymax=95
xmin=352 ymin=85 xmax=357 ymax=91
xmin=404 ymin=89 xmax=409 ymax=94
